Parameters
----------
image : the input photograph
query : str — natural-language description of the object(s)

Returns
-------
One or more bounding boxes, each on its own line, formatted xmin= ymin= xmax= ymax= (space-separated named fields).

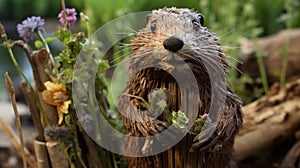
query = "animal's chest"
xmin=126 ymin=68 xmax=207 ymax=120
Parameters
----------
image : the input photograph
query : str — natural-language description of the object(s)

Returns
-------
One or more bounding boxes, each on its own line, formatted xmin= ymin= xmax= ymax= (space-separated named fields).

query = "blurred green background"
xmin=0 ymin=0 xmax=299 ymax=103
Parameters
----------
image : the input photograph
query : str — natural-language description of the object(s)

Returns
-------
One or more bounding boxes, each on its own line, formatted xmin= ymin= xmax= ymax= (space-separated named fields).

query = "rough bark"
xmin=46 ymin=141 xmax=69 ymax=168
xmin=280 ymin=140 xmax=300 ymax=168
xmin=34 ymin=139 xmax=50 ymax=168
xmin=234 ymin=79 xmax=300 ymax=161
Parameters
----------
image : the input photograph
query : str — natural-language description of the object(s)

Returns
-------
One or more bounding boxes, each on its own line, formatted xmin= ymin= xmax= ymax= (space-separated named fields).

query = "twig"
xmin=4 ymin=72 xmax=27 ymax=168
xmin=31 ymin=49 xmax=57 ymax=126
xmin=14 ymin=40 xmax=33 ymax=65
xmin=20 ymin=81 xmax=44 ymax=141
xmin=61 ymin=0 xmax=68 ymax=29
xmin=280 ymin=141 xmax=300 ymax=168
xmin=81 ymin=131 xmax=103 ymax=168
xmin=0 ymin=117 xmax=37 ymax=168
xmin=12 ymin=41 xmax=51 ymax=126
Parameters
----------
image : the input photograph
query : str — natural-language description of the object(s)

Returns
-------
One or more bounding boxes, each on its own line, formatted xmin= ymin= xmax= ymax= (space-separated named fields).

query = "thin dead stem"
xmin=4 ymin=72 xmax=27 ymax=168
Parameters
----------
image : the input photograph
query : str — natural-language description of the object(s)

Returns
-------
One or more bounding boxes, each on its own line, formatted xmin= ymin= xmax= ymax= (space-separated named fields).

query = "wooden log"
xmin=14 ymin=41 xmax=58 ymax=126
xmin=34 ymin=139 xmax=50 ymax=168
xmin=234 ymin=79 xmax=300 ymax=161
xmin=239 ymin=29 xmax=300 ymax=85
xmin=280 ymin=140 xmax=300 ymax=168
xmin=46 ymin=141 xmax=69 ymax=168
xmin=32 ymin=49 xmax=58 ymax=126
xmin=20 ymin=81 xmax=44 ymax=141
xmin=81 ymin=131 xmax=103 ymax=168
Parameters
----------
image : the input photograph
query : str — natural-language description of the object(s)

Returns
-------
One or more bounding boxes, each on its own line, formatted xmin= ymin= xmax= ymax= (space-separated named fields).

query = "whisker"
xmin=218 ymin=28 xmax=237 ymax=38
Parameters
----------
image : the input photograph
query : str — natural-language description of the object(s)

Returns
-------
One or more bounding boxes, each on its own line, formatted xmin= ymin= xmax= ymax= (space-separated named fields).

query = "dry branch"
xmin=46 ymin=141 xmax=69 ymax=168
xmin=31 ymin=49 xmax=58 ymax=126
xmin=280 ymin=140 xmax=300 ymax=168
xmin=20 ymin=81 xmax=44 ymax=141
xmin=234 ymin=79 xmax=300 ymax=161
xmin=4 ymin=72 xmax=27 ymax=168
xmin=0 ymin=117 xmax=37 ymax=168
xmin=34 ymin=139 xmax=50 ymax=168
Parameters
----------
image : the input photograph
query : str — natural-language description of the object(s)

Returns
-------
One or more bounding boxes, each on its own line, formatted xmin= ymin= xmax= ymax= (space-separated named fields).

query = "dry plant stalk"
xmin=4 ymin=72 xmax=27 ymax=168
xmin=20 ymin=81 xmax=44 ymax=141
xmin=0 ymin=117 xmax=37 ymax=168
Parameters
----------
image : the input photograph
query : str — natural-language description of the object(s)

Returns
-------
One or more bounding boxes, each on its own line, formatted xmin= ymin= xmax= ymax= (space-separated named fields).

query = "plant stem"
xmin=5 ymin=73 xmax=27 ymax=168
xmin=7 ymin=47 xmax=31 ymax=88
xmin=60 ymin=0 xmax=69 ymax=29
xmin=6 ymin=43 xmax=50 ymax=126
xmin=280 ymin=45 xmax=289 ymax=87
xmin=61 ymin=142 xmax=75 ymax=168
xmin=280 ymin=31 xmax=290 ymax=88
xmin=36 ymin=30 xmax=56 ymax=67
xmin=74 ymin=128 xmax=88 ymax=168
xmin=255 ymin=42 xmax=269 ymax=93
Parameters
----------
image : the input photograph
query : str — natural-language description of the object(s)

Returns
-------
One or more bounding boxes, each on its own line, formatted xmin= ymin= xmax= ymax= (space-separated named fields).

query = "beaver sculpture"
xmin=118 ymin=7 xmax=243 ymax=168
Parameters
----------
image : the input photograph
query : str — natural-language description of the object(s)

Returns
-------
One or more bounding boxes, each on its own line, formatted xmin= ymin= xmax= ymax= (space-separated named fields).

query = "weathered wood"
xmin=4 ymin=73 xmax=27 ymax=168
xmin=14 ymin=41 xmax=58 ymax=126
xmin=280 ymin=140 xmax=300 ymax=168
xmin=32 ymin=49 xmax=58 ymax=126
xmin=34 ymin=139 xmax=50 ymax=168
xmin=46 ymin=141 xmax=69 ymax=168
xmin=239 ymin=29 xmax=300 ymax=85
xmin=81 ymin=131 xmax=103 ymax=168
xmin=20 ymin=81 xmax=44 ymax=141
xmin=234 ymin=79 xmax=300 ymax=161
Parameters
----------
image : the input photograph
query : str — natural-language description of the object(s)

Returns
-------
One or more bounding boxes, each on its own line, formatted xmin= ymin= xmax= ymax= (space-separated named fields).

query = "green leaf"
xmin=45 ymin=37 xmax=57 ymax=43
xmin=171 ymin=111 xmax=189 ymax=129
xmin=97 ymin=60 xmax=110 ymax=73
xmin=157 ymin=100 xmax=167 ymax=110
xmin=34 ymin=40 xmax=44 ymax=48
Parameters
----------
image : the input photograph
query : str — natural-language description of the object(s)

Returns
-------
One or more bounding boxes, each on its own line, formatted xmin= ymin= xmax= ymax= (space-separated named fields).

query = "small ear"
xmin=146 ymin=14 xmax=151 ymax=23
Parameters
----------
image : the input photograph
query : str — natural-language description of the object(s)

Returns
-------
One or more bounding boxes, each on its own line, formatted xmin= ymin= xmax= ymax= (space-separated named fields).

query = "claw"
xmin=191 ymin=123 xmax=217 ymax=150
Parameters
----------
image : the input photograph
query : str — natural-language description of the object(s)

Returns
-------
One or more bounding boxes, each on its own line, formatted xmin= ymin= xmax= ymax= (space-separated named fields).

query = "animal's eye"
xmin=192 ymin=20 xmax=200 ymax=31
xmin=198 ymin=14 xmax=204 ymax=26
xmin=151 ymin=21 xmax=156 ymax=32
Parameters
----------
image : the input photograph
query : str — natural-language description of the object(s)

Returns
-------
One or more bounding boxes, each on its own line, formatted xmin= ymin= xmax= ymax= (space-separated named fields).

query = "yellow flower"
xmin=42 ymin=81 xmax=71 ymax=125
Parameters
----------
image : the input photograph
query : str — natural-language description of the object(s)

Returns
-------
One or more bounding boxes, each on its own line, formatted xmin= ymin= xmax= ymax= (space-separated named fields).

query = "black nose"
xmin=163 ymin=36 xmax=184 ymax=52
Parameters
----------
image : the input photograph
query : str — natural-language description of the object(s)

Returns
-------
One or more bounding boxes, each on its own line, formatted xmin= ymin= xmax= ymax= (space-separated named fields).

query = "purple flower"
xmin=17 ymin=16 xmax=45 ymax=42
xmin=58 ymin=8 xmax=77 ymax=25
xmin=44 ymin=126 xmax=68 ymax=141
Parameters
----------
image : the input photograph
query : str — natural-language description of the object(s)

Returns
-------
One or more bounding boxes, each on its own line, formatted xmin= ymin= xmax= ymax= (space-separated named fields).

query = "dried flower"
xmin=42 ymin=81 xmax=71 ymax=125
xmin=0 ymin=22 xmax=7 ymax=41
xmin=17 ymin=16 xmax=45 ymax=42
xmin=201 ymin=113 xmax=208 ymax=120
xmin=80 ymin=12 xmax=89 ymax=22
xmin=58 ymin=8 xmax=77 ymax=25
xmin=44 ymin=126 xmax=68 ymax=141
